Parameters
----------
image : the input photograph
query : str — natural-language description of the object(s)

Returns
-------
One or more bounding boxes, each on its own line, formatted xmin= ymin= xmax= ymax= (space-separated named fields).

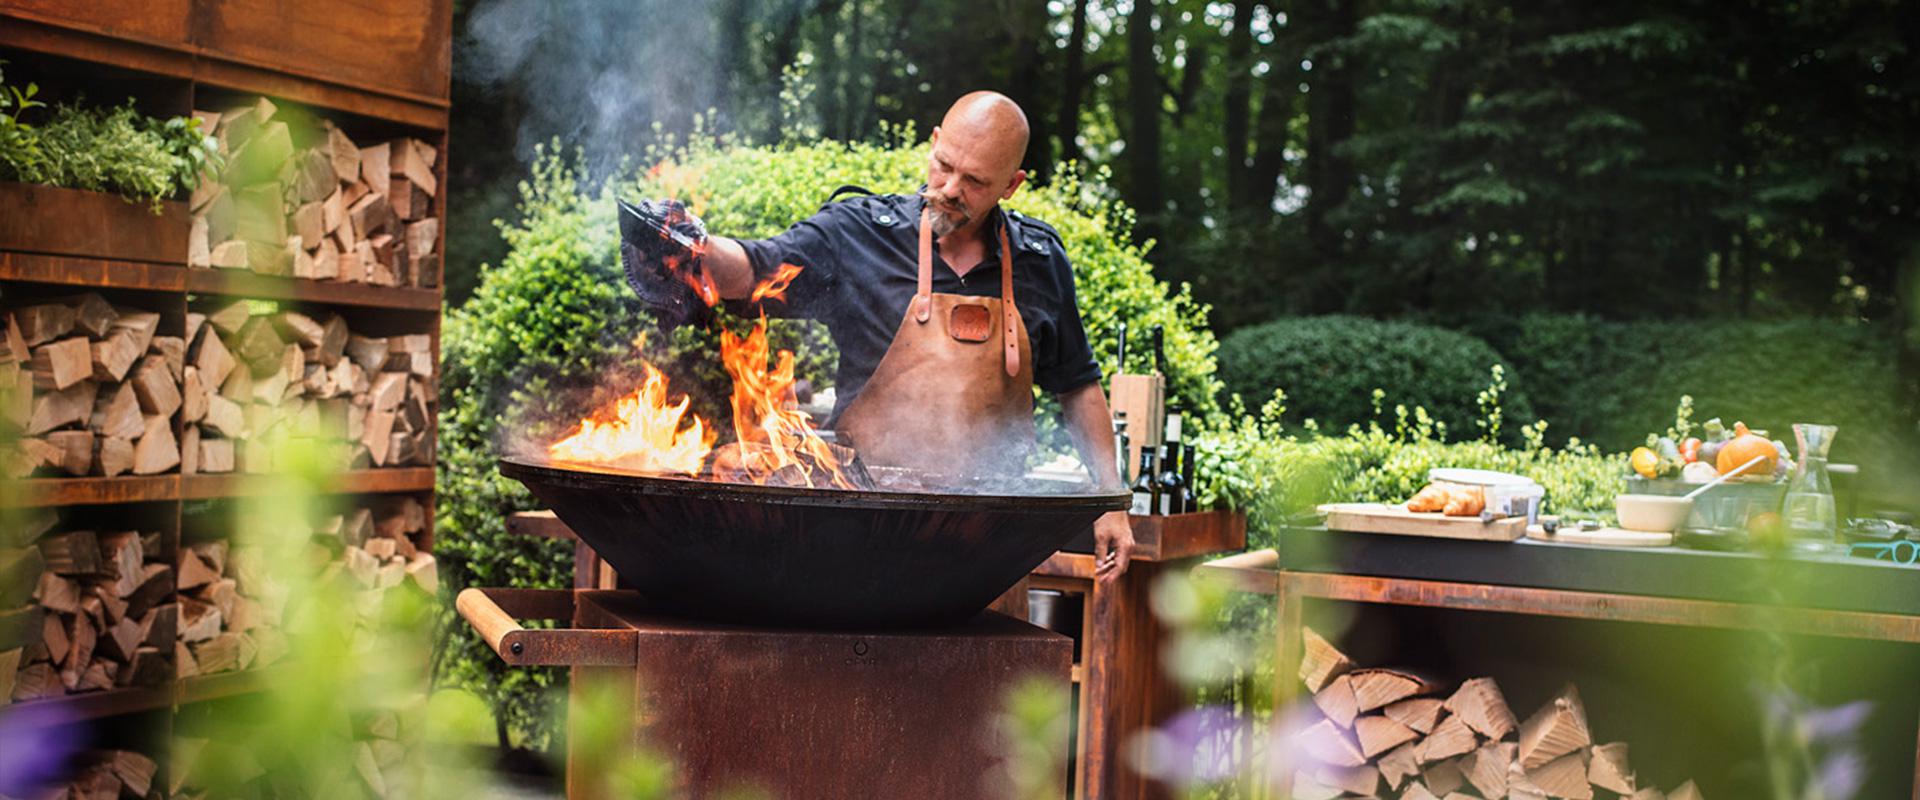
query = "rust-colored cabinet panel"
xmin=191 ymin=0 xmax=451 ymax=100
xmin=0 ymin=0 xmax=194 ymax=46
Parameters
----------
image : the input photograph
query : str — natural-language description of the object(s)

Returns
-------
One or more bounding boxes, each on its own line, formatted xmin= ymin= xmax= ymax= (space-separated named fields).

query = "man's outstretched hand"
xmin=618 ymin=198 xmax=713 ymax=328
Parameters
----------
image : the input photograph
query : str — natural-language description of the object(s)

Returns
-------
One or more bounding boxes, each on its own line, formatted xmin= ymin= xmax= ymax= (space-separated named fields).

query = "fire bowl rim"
xmin=499 ymin=455 xmax=1132 ymax=513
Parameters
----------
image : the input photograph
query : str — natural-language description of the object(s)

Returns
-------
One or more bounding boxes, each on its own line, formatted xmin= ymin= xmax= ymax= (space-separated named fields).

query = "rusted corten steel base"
xmin=458 ymin=588 xmax=1072 ymax=799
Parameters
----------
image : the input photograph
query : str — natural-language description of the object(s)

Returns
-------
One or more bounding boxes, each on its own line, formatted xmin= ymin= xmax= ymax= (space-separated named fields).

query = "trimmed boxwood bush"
xmin=437 ymin=131 xmax=1224 ymax=749
xmin=1216 ymin=315 xmax=1535 ymax=440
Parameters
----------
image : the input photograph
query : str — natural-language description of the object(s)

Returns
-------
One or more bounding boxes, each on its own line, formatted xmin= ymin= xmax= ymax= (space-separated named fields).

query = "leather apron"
xmin=835 ymin=208 xmax=1036 ymax=479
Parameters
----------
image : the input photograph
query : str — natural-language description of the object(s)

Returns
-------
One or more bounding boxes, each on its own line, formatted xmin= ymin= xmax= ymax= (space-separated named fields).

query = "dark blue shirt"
xmin=736 ymin=192 xmax=1102 ymax=423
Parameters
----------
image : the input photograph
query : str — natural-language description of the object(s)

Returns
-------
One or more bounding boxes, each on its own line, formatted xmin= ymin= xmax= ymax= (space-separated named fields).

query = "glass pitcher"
xmin=1782 ymin=423 xmax=1838 ymax=544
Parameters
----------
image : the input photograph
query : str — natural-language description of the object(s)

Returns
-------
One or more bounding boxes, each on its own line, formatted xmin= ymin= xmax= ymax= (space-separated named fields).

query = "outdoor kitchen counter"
xmin=1194 ymin=527 xmax=1920 ymax=800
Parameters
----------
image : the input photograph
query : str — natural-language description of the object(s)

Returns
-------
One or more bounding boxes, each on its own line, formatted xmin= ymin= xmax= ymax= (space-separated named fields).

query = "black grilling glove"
xmin=618 ymin=198 xmax=713 ymax=328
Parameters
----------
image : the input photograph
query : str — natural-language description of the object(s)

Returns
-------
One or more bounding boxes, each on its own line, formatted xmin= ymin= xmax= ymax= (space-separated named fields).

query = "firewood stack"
xmin=49 ymin=749 xmax=160 ymax=800
xmin=185 ymin=299 xmax=434 ymax=473
xmin=188 ymin=97 xmax=440 ymax=289
xmin=315 ymin=496 xmax=439 ymax=602
xmin=174 ymin=538 xmax=289 ymax=678
xmin=4 ymin=510 xmax=175 ymax=703
xmin=1290 ymin=628 xmax=1708 ymax=800
xmin=1 ymin=295 xmax=183 ymax=479
xmin=170 ymin=707 xmax=417 ymax=798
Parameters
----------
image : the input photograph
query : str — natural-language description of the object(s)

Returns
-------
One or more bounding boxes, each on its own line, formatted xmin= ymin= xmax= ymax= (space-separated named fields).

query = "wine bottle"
xmin=1115 ymin=322 xmax=1129 ymax=376
xmin=1157 ymin=445 xmax=1185 ymax=515
xmin=1180 ymin=443 xmax=1197 ymax=512
xmin=1130 ymin=447 xmax=1158 ymax=515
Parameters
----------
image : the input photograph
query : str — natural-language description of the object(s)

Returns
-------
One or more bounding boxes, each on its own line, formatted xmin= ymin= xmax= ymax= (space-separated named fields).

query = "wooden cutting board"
xmin=1526 ymin=526 xmax=1673 ymax=548
xmin=1318 ymin=503 xmax=1526 ymax=542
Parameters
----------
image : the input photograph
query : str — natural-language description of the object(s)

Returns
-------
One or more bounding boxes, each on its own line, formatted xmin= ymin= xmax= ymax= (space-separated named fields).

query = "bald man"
xmin=626 ymin=92 xmax=1135 ymax=579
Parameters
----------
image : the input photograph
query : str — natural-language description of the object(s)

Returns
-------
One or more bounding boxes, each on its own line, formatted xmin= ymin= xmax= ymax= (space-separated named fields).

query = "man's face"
xmin=922 ymin=127 xmax=1024 ymax=238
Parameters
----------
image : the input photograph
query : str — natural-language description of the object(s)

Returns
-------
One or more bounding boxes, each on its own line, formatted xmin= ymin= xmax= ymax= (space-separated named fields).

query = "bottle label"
xmin=1131 ymin=493 xmax=1152 ymax=516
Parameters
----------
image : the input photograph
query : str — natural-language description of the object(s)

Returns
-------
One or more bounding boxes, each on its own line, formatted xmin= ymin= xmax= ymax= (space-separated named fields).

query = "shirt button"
xmin=877 ymin=214 xmax=894 ymax=225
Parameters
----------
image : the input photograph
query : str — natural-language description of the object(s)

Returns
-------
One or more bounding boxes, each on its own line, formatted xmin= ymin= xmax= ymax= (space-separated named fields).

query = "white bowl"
xmin=1615 ymin=494 xmax=1694 ymax=532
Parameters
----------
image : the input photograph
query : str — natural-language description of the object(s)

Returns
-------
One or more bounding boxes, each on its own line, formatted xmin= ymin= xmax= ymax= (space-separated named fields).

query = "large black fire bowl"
xmin=499 ymin=456 xmax=1130 ymax=629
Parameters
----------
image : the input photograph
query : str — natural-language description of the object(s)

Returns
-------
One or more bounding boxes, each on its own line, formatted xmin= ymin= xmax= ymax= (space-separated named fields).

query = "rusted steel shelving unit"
xmin=0 ymin=0 xmax=449 ymax=728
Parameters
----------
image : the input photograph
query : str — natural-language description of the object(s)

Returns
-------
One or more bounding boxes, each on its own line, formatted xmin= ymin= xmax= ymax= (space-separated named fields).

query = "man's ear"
xmin=1003 ymin=169 xmax=1027 ymax=200
xmin=929 ymin=127 xmax=942 ymax=148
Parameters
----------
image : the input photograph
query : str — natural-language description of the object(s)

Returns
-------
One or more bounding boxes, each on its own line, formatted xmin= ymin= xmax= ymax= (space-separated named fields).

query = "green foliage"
xmin=1191 ymin=375 xmax=1624 ymax=550
xmin=440 ymin=132 xmax=1224 ymax=748
xmin=1216 ymin=315 xmax=1534 ymax=441
xmin=0 ymin=62 xmax=216 ymax=211
xmin=1500 ymin=314 xmax=1907 ymax=469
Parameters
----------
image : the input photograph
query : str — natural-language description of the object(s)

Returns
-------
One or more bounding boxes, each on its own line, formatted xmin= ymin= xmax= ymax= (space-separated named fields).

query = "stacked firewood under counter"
xmin=1293 ymin=628 xmax=1706 ymax=800
xmin=3 ymin=511 xmax=174 ymax=701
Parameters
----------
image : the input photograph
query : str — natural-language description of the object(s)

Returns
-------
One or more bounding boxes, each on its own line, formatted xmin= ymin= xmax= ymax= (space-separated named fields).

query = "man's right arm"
xmin=700 ymin=236 xmax=757 ymax=300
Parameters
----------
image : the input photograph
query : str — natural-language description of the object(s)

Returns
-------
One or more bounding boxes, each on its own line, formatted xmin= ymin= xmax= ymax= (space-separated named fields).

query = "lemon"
xmin=1630 ymin=446 xmax=1660 ymax=479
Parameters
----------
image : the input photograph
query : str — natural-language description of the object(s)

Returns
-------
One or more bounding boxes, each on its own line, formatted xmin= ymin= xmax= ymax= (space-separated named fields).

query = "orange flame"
xmin=718 ymin=313 xmax=858 ymax=489
xmin=548 ymin=362 xmax=715 ymax=475
xmin=749 ymin=262 xmax=804 ymax=305
xmin=549 ymin=263 xmax=857 ymax=487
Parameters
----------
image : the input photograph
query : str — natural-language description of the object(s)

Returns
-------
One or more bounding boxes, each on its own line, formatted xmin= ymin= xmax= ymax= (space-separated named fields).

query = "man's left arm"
xmin=1058 ymin=381 xmax=1135 ymax=581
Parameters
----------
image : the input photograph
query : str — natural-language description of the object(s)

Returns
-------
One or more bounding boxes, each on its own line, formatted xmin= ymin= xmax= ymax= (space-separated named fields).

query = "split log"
xmin=175 ymin=639 xmax=199 ymax=678
xmin=122 ymin=646 xmax=168 ymax=687
xmin=1528 ymin=750 xmax=1593 ymax=799
xmin=30 ymin=336 xmax=92 ymax=390
xmin=46 ymin=430 xmax=94 ymax=475
xmin=1312 ymin=673 xmax=1360 ymax=728
xmin=98 ymin=531 xmax=143 ymax=596
xmin=325 ymin=125 xmax=362 ymax=181
xmin=1422 ymin=757 xmax=1467 ymax=796
xmin=1418 ymin=712 xmax=1480 ymax=764
xmin=1462 ymin=741 xmax=1516 ymax=799
xmin=192 ymin=321 xmax=237 ymax=389
xmin=1356 ymin=713 xmax=1420 ymax=759
xmin=1447 ymin=677 xmax=1519 ymax=740
xmin=1376 ymin=740 xmax=1422 ymax=791
xmin=233 ymin=317 xmax=285 ymax=376
xmin=207 ymin=300 xmax=251 ymax=336
xmin=1518 ymin=684 xmax=1592 ymax=770
xmin=13 ymin=661 xmax=59 ymax=701
xmin=1349 ymin=667 xmax=1438 ymax=713
xmin=105 ymin=751 xmax=158 ymax=797
xmin=1400 ymin=782 xmax=1441 ymax=800
xmin=191 ymin=540 xmax=229 ymax=575
xmin=193 ymin=632 xmax=241 ymax=673
xmin=1309 ymin=764 xmax=1378 ymax=798
xmin=189 ymin=215 xmax=211 ymax=267
xmin=233 ymin=183 xmax=288 ymax=245
xmin=1386 ymin=696 xmax=1446 ymax=735
xmin=182 ymin=366 xmax=209 ymax=423
xmin=209 ymin=239 xmax=249 ymax=269
xmin=199 ymin=436 xmax=235 ymax=473
xmin=1296 ymin=718 xmax=1367 ymax=768
xmin=0 ymin=647 xmax=17 ymax=702
xmin=14 ymin=304 xmax=76 ymax=347
xmin=203 ymin=394 xmax=245 ymax=437
xmin=291 ymin=149 xmax=336 ymax=204
xmin=40 ymin=530 xmax=102 ymax=576
xmin=152 ymin=335 xmax=185 ymax=381
xmin=132 ymin=414 xmax=180 ymax=475
xmin=91 ymin=382 xmax=143 ymax=441
xmin=181 ymin=424 xmax=201 ymax=474
xmin=1630 ymin=789 xmax=1667 ymax=800
xmin=59 ymin=294 xmax=118 ymax=338
xmin=178 ymin=597 xmax=223 ymax=643
xmin=347 ymin=189 xmax=393 ymax=241
xmin=1 ymin=311 xmax=28 ymax=362
xmin=359 ymin=142 xmax=391 ymax=198
xmin=1509 ymin=758 xmax=1549 ymax=800
xmin=130 ymin=355 xmax=181 ymax=418
xmin=126 ymin=564 xmax=172 ymax=618
xmin=90 ymin=318 xmax=152 ymax=383
xmin=405 ymin=217 xmax=439 ymax=257
xmin=1589 ymin=742 xmax=1636 ymax=794
xmin=1299 ymin=626 xmax=1352 ymax=693
xmin=96 ymin=436 xmax=134 ymax=477
xmin=1667 ymin=779 xmax=1704 ymax=800
xmin=45 ymin=612 xmax=71 ymax=663
xmin=406 ymin=554 xmax=438 ymax=593
xmin=37 ymin=571 xmax=82 ymax=613
xmin=390 ymin=137 xmax=437 ymax=195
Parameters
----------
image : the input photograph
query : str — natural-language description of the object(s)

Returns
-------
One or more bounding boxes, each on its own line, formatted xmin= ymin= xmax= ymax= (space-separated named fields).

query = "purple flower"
xmin=0 ymin=702 xmax=89 ymax=796
xmin=1127 ymin=705 xmax=1248 ymax=786
xmin=1800 ymin=701 xmax=1872 ymax=744
xmin=1812 ymin=750 xmax=1867 ymax=800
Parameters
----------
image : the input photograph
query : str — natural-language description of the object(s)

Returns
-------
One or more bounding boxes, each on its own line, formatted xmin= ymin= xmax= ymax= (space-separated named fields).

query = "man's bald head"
xmin=939 ymin=91 xmax=1030 ymax=175
xmin=923 ymin=92 xmax=1032 ymax=238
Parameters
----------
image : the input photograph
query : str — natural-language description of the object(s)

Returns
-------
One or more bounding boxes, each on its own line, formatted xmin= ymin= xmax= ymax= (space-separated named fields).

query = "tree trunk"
xmin=813 ymin=0 xmax=845 ymax=140
xmin=1304 ymin=0 xmax=1356 ymax=259
xmin=1127 ymin=0 xmax=1164 ymax=237
xmin=1224 ymin=0 xmax=1255 ymax=210
xmin=844 ymin=0 xmax=865 ymax=137
xmin=1057 ymin=0 xmax=1090 ymax=167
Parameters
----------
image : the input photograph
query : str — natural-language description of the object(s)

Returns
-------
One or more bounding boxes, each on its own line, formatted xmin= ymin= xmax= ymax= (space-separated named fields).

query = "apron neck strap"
xmin=914 ymin=207 xmax=1022 ymax=378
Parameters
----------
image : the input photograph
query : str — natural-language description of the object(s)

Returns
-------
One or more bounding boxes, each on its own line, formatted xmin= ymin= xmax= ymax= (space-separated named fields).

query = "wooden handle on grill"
xmin=456 ymin=588 xmax=637 ymax=666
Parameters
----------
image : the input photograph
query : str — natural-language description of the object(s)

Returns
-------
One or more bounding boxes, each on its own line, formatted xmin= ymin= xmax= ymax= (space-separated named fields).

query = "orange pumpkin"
xmin=1716 ymin=422 xmax=1777 ymax=478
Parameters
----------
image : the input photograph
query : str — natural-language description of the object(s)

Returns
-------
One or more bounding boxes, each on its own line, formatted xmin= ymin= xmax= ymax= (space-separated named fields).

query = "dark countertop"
xmin=1274 ymin=527 xmax=1920 ymax=617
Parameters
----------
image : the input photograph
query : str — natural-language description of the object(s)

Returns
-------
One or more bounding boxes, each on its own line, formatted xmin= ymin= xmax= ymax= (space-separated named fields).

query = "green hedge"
xmin=1216 ymin=315 xmax=1535 ymax=441
xmin=437 ymin=133 xmax=1224 ymax=749
xmin=1502 ymin=314 xmax=1906 ymax=468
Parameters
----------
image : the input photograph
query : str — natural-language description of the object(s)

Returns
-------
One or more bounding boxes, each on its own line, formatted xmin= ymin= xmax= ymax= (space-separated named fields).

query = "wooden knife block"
xmin=1109 ymin=372 xmax=1163 ymax=481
